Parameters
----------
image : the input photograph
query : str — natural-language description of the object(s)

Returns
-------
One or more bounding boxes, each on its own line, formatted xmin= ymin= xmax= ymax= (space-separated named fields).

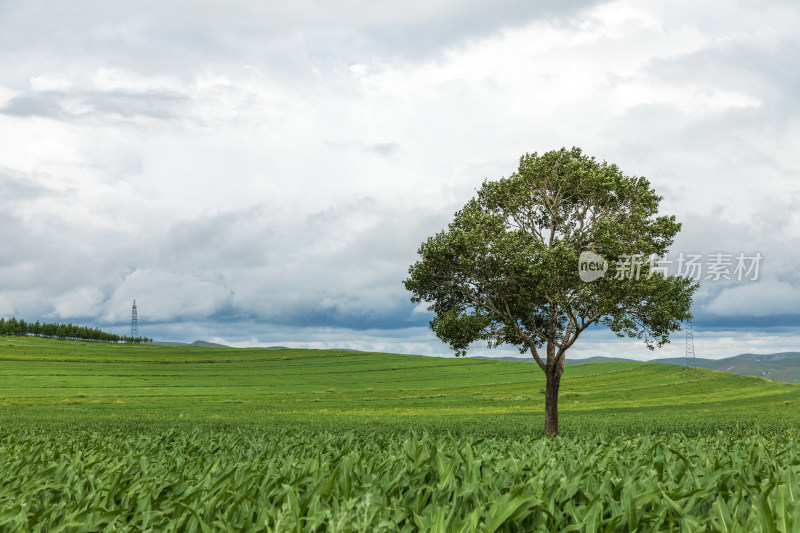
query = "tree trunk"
xmin=544 ymin=366 xmax=563 ymax=436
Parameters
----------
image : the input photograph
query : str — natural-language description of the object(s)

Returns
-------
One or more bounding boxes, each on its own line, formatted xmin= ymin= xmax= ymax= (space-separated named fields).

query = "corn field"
xmin=2 ymin=424 xmax=800 ymax=532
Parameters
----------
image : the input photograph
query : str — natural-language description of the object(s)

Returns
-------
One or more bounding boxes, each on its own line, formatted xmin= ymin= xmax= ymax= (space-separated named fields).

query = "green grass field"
xmin=2 ymin=336 xmax=800 ymax=531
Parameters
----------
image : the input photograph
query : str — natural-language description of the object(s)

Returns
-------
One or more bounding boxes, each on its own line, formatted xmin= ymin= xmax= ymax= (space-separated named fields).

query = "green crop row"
xmin=2 ymin=422 xmax=799 ymax=532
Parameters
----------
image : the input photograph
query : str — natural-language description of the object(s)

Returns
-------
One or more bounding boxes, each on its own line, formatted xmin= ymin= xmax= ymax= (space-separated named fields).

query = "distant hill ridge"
xmin=153 ymin=341 xmax=357 ymax=351
xmin=476 ymin=352 xmax=800 ymax=383
xmin=151 ymin=342 xmax=800 ymax=383
xmin=155 ymin=340 xmax=233 ymax=348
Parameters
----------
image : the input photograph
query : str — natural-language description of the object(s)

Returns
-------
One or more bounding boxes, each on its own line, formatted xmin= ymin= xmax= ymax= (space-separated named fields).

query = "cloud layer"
xmin=1 ymin=0 xmax=799 ymax=359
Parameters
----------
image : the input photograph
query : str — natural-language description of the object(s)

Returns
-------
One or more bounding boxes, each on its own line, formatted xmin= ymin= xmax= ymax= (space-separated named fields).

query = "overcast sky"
xmin=1 ymin=0 xmax=798 ymax=360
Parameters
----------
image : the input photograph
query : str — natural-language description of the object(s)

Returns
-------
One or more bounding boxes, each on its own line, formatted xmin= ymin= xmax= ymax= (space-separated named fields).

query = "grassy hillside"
xmin=484 ymin=352 xmax=800 ymax=384
xmin=2 ymin=335 xmax=799 ymax=434
xmin=4 ymin=337 xmax=800 ymax=530
xmin=653 ymin=352 xmax=800 ymax=383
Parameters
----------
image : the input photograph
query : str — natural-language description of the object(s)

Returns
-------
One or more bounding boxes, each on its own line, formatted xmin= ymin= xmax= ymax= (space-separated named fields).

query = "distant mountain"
xmin=736 ymin=352 xmax=800 ymax=362
xmin=152 ymin=342 xmax=353 ymax=350
xmin=475 ymin=352 xmax=800 ymax=383
xmin=652 ymin=352 xmax=800 ymax=383
xmin=474 ymin=355 xmax=636 ymax=364
xmin=190 ymin=340 xmax=229 ymax=348
xmin=563 ymin=356 xmax=638 ymax=364
xmin=473 ymin=356 xmax=534 ymax=363
xmin=153 ymin=340 xmax=230 ymax=348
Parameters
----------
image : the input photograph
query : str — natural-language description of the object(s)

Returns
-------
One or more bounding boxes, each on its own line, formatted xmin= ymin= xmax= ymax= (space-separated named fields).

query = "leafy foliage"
xmin=2 ymin=423 xmax=800 ymax=532
xmin=405 ymin=147 xmax=697 ymax=365
xmin=3 ymin=340 xmax=800 ymax=530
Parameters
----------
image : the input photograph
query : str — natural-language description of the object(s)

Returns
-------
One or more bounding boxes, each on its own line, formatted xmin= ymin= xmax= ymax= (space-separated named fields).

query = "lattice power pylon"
xmin=685 ymin=320 xmax=696 ymax=371
xmin=131 ymin=300 xmax=138 ymax=338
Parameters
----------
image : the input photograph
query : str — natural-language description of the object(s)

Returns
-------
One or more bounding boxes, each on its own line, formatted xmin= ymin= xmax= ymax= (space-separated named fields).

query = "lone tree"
xmin=404 ymin=147 xmax=697 ymax=435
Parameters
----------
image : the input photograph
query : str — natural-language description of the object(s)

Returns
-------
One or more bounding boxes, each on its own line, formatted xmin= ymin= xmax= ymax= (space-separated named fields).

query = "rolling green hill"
xmin=456 ymin=352 xmax=800 ymax=383
xmin=652 ymin=352 xmax=800 ymax=383
xmin=4 ymin=336 xmax=800 ymax=530
xmin=2 ymin=336 xmax=799 ymax=434
xmin=489 ymin=351 xmax=800 ymax=383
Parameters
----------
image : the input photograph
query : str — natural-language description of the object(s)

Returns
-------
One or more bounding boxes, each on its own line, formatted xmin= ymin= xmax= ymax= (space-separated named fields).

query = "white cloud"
xmin=0 ymin=0 xmax=798 ymax=355
xmin=29 ymin=74 xmax=74 ymax=91
xmin=706 ymin=281 xmax=800 ymax=317
xmin=53 ymin=287 xmax=105 ymax=318
xmin=103 ymin=269 xmax=233 ymax=322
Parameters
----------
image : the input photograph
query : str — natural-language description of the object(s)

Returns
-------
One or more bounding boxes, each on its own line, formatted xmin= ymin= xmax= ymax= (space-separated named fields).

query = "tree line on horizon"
xmin=0 ymin=317 xmax=152 ymax=344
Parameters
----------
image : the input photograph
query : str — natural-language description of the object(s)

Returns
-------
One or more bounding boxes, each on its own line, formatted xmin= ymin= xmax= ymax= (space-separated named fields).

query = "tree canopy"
xmin=0 ymin=316 xmax=151 ymax=344
xmin=404 ymin=147 xmax=697 ymax=435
